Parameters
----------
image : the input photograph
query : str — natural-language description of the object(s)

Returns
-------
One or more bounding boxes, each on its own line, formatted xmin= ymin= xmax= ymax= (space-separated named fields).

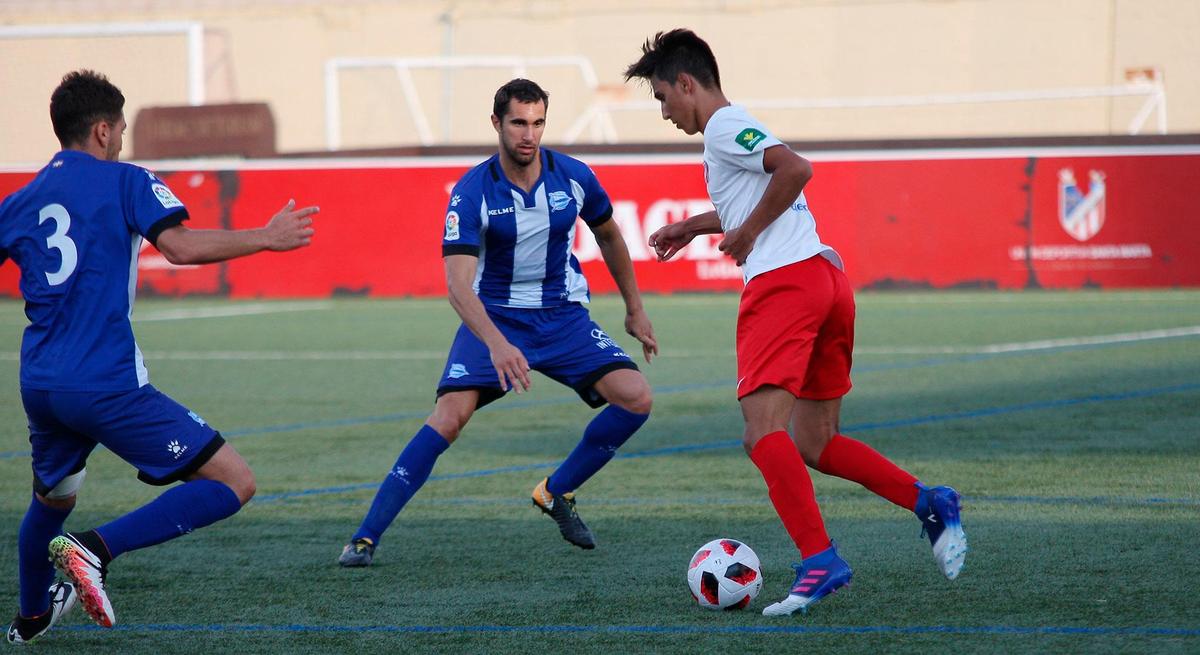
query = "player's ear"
xmin=677 ymin=72 xmax=694 ymax=94
xmin=491 ymin=113 xmax=501 ymax=133
xmin=93 ymin=120 xmax=111 ymax=149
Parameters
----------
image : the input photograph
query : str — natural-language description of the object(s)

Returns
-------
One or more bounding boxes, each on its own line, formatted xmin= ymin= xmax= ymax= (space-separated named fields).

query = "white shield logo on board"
xmin=1058 ymin=169 xmax=1106 ymax=242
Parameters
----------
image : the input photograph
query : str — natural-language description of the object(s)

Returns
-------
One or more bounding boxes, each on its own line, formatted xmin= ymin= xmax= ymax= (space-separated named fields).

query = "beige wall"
xmin=1 ymin=0 xmax=1197 ymax=163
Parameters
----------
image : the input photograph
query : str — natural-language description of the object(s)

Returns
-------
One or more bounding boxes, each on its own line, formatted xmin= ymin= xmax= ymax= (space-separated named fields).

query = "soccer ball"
xmin=686 ymin=538 xmax=763 ymax=610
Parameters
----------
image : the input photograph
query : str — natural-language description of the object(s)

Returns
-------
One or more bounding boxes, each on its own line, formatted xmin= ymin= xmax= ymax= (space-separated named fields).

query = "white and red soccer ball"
xmin=686 ymin=538 xmax=763 ymax=610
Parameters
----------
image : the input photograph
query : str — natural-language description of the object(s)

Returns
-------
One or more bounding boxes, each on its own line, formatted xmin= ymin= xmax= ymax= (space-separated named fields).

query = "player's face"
xmin=494 ymin=100 xmax=546 ymax=168
xmin=651 ymin=77 xmax=697 ymax=135
xmin=102 ymin=115 xmax=126 ymax=161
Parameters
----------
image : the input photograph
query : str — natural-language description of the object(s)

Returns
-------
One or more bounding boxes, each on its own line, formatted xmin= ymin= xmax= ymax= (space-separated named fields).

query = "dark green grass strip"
xmin=57 ymin=623 xmax=1200 ymax=637
xmin=249 ymin=381 xmax=1200 ymax=503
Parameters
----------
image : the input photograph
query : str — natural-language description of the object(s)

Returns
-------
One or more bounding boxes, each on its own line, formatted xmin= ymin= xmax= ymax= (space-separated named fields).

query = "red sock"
xmin=816 ymin=434 xmax=920 ymax=511
xmin=749 ymin=431 xmax=831 ymax=558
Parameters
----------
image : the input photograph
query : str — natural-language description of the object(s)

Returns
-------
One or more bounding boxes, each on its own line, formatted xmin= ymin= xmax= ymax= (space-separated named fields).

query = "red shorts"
xmin=736 ymin=255 xmax=854 ymax=400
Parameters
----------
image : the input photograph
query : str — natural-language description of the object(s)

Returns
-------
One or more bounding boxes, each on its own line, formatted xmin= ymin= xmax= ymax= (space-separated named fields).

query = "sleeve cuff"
xmin=584 ymin=204 xmax=614 ymax=229
xmin=442 ymin=244 xmax=480 ymax=257
xmin=145 ymin=209 xmax=189 ymax=246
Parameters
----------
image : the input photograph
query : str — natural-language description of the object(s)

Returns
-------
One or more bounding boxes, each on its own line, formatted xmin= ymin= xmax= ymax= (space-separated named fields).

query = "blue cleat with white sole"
xmin=915 ymin=484 xmax=968 ymax=580
xmin=761 ymin=544 xmax=853 ymax=616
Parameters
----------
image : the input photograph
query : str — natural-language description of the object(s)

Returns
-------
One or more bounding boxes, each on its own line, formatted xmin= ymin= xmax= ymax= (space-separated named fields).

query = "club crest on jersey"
xmin=448 ymin=363 xmax=468 ymax=379
xmin=735 ymin=128 xmax=767 ymax=152
xmin=151 ymin=183 xmax=183 ymax=209
xmin=1058 ymin=168 xmax=1106 ymax=241
xmin=548 ymin=191 xmax=572 ymax=212
xmin=444 ymin=211 xmax=460 ymax=241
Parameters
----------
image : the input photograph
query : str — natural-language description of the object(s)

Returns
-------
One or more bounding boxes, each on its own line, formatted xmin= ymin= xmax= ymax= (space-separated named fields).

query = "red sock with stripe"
xmin=749 ymin=431 xmax=831 ymax=558
xmin=816 ymin=434 xmax=920 ymax=511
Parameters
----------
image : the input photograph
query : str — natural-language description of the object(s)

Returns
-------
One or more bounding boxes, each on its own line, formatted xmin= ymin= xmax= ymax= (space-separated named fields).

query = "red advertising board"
xmin=1 ymin=146 xmax=1197 ymax=298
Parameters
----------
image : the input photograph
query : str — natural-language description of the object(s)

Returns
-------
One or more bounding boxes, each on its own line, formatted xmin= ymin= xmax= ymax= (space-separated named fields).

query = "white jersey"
xmin=702 ymin=104 xmax=841 ymax=283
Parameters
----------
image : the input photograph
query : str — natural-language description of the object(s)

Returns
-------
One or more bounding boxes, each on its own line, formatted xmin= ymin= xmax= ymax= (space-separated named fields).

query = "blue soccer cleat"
xmin=916 ymin=484 xmax=968 ymax=580
xmin=761 ymin=544 xmax=853 ymax=616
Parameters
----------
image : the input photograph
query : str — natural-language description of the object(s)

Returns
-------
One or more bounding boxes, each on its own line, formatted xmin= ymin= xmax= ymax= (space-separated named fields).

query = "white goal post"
xmin=0 ymin=21 xmax=207 ymax=106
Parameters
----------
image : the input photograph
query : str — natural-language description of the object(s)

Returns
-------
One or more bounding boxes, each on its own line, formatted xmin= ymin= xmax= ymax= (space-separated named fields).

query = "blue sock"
xmin=353 ymin=425 xmax=450 ymax=545
xmin=547 ymin=405 xmax=649 ymax=495
xmin=95 ymin=479 xmax=241 ymax=559
xmin=19 ymin=495 xmax=71 ymax=618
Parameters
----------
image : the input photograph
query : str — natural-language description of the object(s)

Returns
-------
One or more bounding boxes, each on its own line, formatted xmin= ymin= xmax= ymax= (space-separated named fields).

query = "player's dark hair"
xmin=50 ymin=70 xmax=125 ymax=148
xmin=492 ymin=78 xmax=549 ymax=120
xmin=624 ymin=28 xmax=721 ymax=90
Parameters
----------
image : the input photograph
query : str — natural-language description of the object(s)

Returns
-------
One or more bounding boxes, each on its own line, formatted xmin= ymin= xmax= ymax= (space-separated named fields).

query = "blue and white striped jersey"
xmin=0 ymin=150 xmax=188 ymax=391
xmin=441 ymin=148 xmax=613 ymax=308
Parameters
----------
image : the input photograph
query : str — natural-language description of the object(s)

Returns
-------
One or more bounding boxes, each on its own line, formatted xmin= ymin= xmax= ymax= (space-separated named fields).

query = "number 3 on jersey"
xmin=38 ymin=203 xmax=78 ymax=286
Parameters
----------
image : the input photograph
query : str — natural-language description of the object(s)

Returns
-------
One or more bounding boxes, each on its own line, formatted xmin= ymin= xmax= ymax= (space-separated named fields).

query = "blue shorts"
xmin=22 ymin=384 xmax=225 ymax=495
xmin=436 ymin=303 xmax=639 ymax=409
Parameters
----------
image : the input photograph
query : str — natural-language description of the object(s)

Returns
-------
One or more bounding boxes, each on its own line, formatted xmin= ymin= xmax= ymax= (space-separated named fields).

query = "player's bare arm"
xmin=718 ymin=146 xmax=813 ymax=265
xmin=444 ymin=254 xmax=531 ymax=392
xmin=592 ymin=219 xmax=659 ymax=362
xmin=155 ymin=199 xmax=318 ymax=265
xmin=647 ymin=210 xmax=722 ymax=262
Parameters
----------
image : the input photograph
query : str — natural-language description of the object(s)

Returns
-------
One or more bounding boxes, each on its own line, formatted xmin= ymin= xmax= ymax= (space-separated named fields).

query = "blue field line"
xmin=249 ymin=382 xmax=1200 ymax=504
xmin=275 ymin=493 xmax=1200 ymax=509
xmin=58 ymin=622 xmax=1200 ymax=638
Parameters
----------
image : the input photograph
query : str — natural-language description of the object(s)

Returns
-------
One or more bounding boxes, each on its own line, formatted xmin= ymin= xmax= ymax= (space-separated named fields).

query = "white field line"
xmin=133 ymin=302 xmax=333 ymax=322
xmin=0 ymin=325 xmax=1195 ymax=362
xmin=857 ymin=293 xmax=1199 ymax=305
xmin=854 ymin=325 xmax=1200 ymax=355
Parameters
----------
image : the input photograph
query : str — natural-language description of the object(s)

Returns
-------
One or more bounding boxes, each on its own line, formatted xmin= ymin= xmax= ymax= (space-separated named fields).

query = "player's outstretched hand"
xmin=647 ymin=222 xmax=694 ymax=262
xmin=717 ymin=225 xmax=755 ymax=266
xmin=263 ymin=199 xmax=319 ymax=251
xmin=490 ymin=340 xmax=532 ymax=394
xmin=625 ymin=308 xmax=658 ymax=363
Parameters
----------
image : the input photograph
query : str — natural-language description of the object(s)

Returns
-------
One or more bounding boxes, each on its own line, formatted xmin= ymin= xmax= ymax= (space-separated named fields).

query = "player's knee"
xmin=40 ymin=468 xmax=85 ymax=511
xmin=793 ymin=431 xmax=833 ymax=468
xmin=425 ymin=414 xmax=467 ymax=443
xmin=798 ymin=445 xmax=823 ymax=468
xmin=35 ymin=492 xmax=77 ymax=512
xmin=610 ymin=377 xmax=653 ymax=415
xmin=228 ymin=468 xmax=256 ymax=505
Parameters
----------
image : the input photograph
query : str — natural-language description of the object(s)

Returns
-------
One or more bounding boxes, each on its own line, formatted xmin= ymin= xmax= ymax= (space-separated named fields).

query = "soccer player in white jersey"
xmin=0 ymin=70 xmax=317 ymax=641
xmin=625 ymin=30 xmax=967 ymax=616
xmin=337 ymin=79 xmax=657 ymax=566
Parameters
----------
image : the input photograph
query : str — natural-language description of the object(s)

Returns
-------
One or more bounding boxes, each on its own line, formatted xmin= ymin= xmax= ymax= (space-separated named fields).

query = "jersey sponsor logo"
xmin=548 ymin=190 xmax=572 ymax=212
xmin=444 ymin=211 xmax=460 ymax=241
xmin=487 ymin=206 xmax=515 ymax=216
xmin=735 ymin=128 xmax=767 ymax=152
xmin=448 ymin=363 xmax=469 ymax=379
xmin=151 ymin=183 xmax=183 ymax=209
xmin=1058 ymin=168 xmax=1106 ymax=241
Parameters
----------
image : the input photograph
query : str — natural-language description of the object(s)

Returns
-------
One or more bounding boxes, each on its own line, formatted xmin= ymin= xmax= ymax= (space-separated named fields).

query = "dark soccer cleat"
xmin=338 ymin=538 xmax=376 ymax=567
xmin=48 ymin=533 xmax=114 ymax=628
xmin=916 ymin=484 xmax=968 ymax=580
xmin=531 ymin=478 xmax=596 ymax=550
xmin=761 ymin=543 xmax=853 ymax=616
xmin=6 ymin=582 xmax=77 ymax=645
